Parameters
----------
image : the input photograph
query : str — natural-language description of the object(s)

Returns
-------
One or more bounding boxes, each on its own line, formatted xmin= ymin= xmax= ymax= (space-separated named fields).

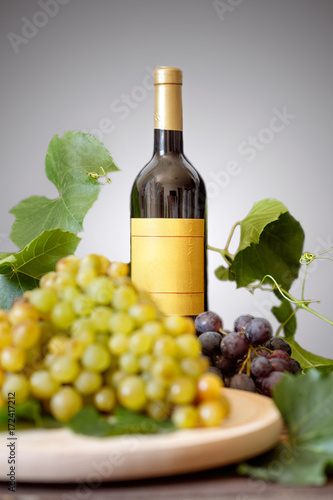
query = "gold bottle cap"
xmin=154 ymin=67 xmax=183 ymax=85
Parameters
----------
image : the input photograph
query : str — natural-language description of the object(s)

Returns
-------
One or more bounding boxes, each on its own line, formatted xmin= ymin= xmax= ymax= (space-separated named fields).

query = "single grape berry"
xmin=270 ymin=358 xmax=291 ymax=373
xmin=264 ymin=337 xmax=292 ymax=355
xmin=195 ymin=311 xmax=223 ymax=335
xmin=268 ymin=349 xmax=291 ymax=364
xmin=213 ymin=354 xmax=235 ymax=374
xmin=254 ymin=376 xmax=264 ymax=391
xmin=221 ymin=332 xmax=249 ymax=360
xmin=251 ymin=356 xmax=273 ymax=378
xmin=230 ymin=373 xmax=256 ymax=393
xmin=245 ymin=318 xmax=273 ymax=346
xmin=254 ymin=349 xmax=270 ymax=358
xmin=234 ymin=315 xmax=254 ymax=333
xmin=289 ymin=358 xmax=302 ymax=374
xmin=208 ymin=366 xmax=223 ymax=379
xmin=262 ymin=371 xmax=283 ymax=397
xmin=198 ymin=331 xmax=223 ymax=358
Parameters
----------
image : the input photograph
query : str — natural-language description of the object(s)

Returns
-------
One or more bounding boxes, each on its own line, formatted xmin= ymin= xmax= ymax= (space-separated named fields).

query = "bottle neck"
xmin=154 ymin=129 xmax=183 ymax=155
xmin=154 ymin=80 xmax=183 ymax=155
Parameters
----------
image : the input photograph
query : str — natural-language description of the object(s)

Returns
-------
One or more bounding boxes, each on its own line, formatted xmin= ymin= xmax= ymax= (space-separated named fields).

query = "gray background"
xmin=1 ymin=0 xmax=333 ymax=358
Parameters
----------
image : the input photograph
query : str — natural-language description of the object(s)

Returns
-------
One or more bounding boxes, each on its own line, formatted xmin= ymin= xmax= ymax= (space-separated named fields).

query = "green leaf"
xmin=0 ymin=253 xmax=13 ymax=260
xmin=67 ymin=407 xmax=116 ymax=437
xmin=288 ymin=338 xmax=333 ymax=370
xmin=67 ymin=406 xmax=176 ymax=437
xmin=113 ymin=405 xmax=175 ymax=432
xmin=0 ymin=399 xmax=41 ymax=431
xmin=238 ymin=369 xmax=333 ymax=485
xmin=237 ymin=198 xmax=288 ymax=252
xmin=10 ymin=132 xmax=119 ymax=249
xmin=238 ymin=443 xmax=332 ymax=486
xmin=272 ymin=299 xmax=297 ymax=337
xmin=0 ymin=399 xmax=60 ymax=431
xmin=231 ymin=210 xmax=304 ymax=291
xmin=0 ymin=229 xmax=80 ymax=309
xmin=213 ymin=200 xmax=305 ymax=292
xmin=274 ymin=370 xmax=333 ymax=452
xmin=0 ymin=402 xmax=175 ymax=436
xmin=214 ymin=265 xmax=236 ymax=281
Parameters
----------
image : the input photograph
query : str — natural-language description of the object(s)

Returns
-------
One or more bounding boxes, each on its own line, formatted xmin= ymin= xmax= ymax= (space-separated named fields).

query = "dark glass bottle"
xmin=130 ymin=67 xmax=207 ymax=316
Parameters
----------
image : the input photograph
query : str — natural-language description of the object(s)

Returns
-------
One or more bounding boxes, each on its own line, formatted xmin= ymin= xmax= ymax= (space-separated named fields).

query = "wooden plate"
xmin=0 ymin=389 xmax=282 ymax=483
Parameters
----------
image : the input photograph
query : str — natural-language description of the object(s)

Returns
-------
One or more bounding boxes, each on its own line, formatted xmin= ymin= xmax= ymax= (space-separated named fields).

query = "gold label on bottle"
xmin=131 ymin=218 xmax=205 ymax=316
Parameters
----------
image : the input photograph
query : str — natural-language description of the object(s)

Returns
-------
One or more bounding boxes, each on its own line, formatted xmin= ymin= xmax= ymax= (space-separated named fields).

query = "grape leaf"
xmin=0 ymin=253 xmax=12 ymax=260
xmin=238 ymin=369 xmax=333 ymax=485
xmin=214 ymin=265 xmax=236 ymax=281
xmin=214 ymin=200 xmax=304 ymax=291
xmin=67 ymin=406 xmax=175 ymax=437
xmin=0 ymin=399 xmax=60 ymax=431
xmin=237 ymin=198 xmax=288 ymax=252
xmin=0 ymin=229 xmax=80 ymax=309
xmin=1 ymin=404 xmax=175 ymax=435
xmin=238 ymin=442 xmax=332 ymax=486
xmin=0 ymin=399 xmax=42 ymax=430
xmin=10 ymin=132 xmax=119 ymax=249
xmin=287 ymin=338 xmax=333 ymax=370
xmin=271 ymin=299 xmax=297 ymax=338
xmin=66 ymin=407 xmax=115 ymax=437
xmin=231 ymin=211 xmax=304 ymax=290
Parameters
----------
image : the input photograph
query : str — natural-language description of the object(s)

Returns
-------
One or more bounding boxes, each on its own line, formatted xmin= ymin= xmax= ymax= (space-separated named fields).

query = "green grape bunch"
xmin=0 ymin=254 xmax=230 ymax=429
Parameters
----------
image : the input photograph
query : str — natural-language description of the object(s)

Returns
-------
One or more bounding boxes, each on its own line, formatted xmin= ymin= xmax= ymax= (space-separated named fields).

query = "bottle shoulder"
xmin=133 ymin=153 xmax=205 ymax=190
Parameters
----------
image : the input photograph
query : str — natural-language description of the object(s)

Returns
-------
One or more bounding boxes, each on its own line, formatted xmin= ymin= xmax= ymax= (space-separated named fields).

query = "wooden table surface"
xmin=1 ymin=467 xmax=332 ymax=500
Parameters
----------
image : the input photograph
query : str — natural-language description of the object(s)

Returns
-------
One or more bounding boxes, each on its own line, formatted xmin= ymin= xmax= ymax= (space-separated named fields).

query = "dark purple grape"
xmin=195 ymin=311 xmax=223 ymax=335
xmin=213 ymin=354 xmax=235 ymax=374
xmin=234 ymin=314 xmax=254 ymax=333
xmin=208 ymin=366 xmax=223 ymax=379
xmin=251 ymin=356 xmax=273 ymax=378
xmin=289 ymin=358 xmax=302 ymax=374
xmin=262 ymin=371 xmax=284 ymax=397
xmin=204 ymin=312 xmax=301 ymax=398
xmin=255 ymin=349 xmax=270 ymax=358
xmin=230 ymin=373 xmax=256 ymax=392
xmin=245 ymin=318 xmax=273 ymax=346
xmin=221 ymin=332 xmax=249 ymax=360
xmin=269 ymin=349 xmax=291 ymax=364
xmin=264 ymin=337 xmax=292 ymax=355
xmin=270 ymin=358 xmax=291 ymax=373
xmin=254 ymin=376 xmax=264 ymax=391
xmin=198 ymin=331 xmax=223 ymax=357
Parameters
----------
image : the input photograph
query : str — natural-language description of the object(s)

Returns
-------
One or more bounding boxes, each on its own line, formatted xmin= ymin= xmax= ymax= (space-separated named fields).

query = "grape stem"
xmin=207 ymin=245 xmax=234 ymax=266
xmin=224 ymin=221 xmax=240 ymax=253
xmin=239 ymin=345 xmax=255 ymax=376
xmin=297 ymin=303 xmax=333 ymax=326
xmin=261 ymin=275 xmax=333 ymax=328
xmin=209 ymin=229 xmax=333 ymax=332
xmin=207 ymin=221 xmax=240 ymax=266
xmin=275 ymin=309 xmax=297 ymax=337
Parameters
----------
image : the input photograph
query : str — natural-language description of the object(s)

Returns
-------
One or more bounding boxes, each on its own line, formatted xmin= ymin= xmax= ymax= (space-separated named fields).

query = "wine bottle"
xmin=130 ymin=66 xmax=207 ymax=316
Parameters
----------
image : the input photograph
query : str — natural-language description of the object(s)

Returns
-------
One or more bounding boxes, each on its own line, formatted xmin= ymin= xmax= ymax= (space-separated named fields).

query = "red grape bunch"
xmin=195 ymin=311 xmax=301 ymax=397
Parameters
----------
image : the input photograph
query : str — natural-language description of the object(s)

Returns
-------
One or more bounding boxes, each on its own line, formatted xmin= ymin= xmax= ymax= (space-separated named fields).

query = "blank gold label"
xmin=131 ymin=219 xmax=205 ymax=316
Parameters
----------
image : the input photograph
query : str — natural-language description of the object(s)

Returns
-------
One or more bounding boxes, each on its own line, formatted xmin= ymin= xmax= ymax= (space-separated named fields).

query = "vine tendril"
xmin=87 ymin=167 xmax=111 ymax=183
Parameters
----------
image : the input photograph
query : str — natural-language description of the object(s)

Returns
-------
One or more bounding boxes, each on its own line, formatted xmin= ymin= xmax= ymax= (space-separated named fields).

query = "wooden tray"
xmin=0 ymin=389 xmax=282 ymax=483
